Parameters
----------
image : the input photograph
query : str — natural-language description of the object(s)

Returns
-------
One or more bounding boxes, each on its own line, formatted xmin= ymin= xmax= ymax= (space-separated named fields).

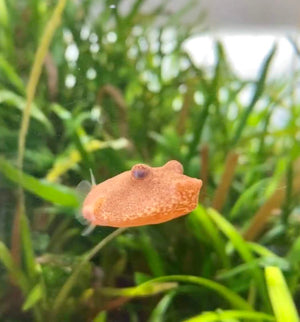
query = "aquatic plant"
xmin=0 ymin=0 xmax=299 ymax=321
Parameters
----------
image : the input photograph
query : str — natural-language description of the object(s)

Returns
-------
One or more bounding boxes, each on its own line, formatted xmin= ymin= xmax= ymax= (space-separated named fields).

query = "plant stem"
xmin=12 ymin=0 xmax=68 ymax=264
xmin=51 ymin=227 xmax=127 ymax=318
xmin=212 ymin=151 xmax=239 ymax=211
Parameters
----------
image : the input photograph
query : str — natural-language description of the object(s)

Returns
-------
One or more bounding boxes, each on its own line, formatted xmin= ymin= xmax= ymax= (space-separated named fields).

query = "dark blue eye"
xmin=131 ymin=164 xmax=150 ymax=180
xmin=133 ymin=169 xmax=148 ymax=179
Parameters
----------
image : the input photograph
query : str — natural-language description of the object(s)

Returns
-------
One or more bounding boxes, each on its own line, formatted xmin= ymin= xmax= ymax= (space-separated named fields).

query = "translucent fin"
xmin=75 ymin=180 xmax=92 ymax=225
xmin=81 ymin=224 xmax=96 ymax=236
xmin=76 ymin=180 xmax=92 ymax=201
xmin=75 ymin=209 xmax=89 ymax=225
xmin=89 ymin=168 xmax=96 ymax=186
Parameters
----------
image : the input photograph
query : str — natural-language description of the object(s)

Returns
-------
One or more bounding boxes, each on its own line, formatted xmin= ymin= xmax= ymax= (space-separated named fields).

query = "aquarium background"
xmin=0 ymin=0 xmax=300 ymax=321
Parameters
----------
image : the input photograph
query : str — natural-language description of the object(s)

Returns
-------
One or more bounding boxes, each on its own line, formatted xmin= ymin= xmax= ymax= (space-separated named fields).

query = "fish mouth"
xmin=188 ymin=178 xmax=203 ymax=204
xmin=194 ymin=178 xmax=203 ymax=193
xmin=183 ymin=177 xmax=202 ymax=193
xmin=176 ymin=177 xmax=203 ymax=206
xmin=82 ymin=205 xmax=95 ymax=223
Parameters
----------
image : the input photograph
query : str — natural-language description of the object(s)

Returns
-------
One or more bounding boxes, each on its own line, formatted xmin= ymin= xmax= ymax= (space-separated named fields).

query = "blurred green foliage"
xmin=0 ymin=0 xmax=300 ymax=321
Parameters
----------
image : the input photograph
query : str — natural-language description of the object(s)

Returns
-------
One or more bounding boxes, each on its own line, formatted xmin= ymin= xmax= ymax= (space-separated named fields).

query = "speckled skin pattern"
xmin=82 ymin=160 xmax=202 ymax=227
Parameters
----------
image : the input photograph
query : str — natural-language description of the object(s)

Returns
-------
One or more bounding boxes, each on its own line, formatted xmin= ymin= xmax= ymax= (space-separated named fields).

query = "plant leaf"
xmin=265 ymin=266 xmax=299 ymax=322
xmin=102 ymin=275 xmax=252 ymax=310
xmin=22 ymin=283 xmax=43 ymax=311
xmin=139 ymin=231 xmax=165 ymax=277
xmin=0 ymin=156 xmax=79 ymax=208
xmin=45 ymin=138 xmax=129 ymax=182
xmin=0 ymin=241 xmax=29 ymax=293
xmin=230 ymin=178 xmax=271 ymax=219
xmin=184 ymin=309 xmax=275 ymax=322
xmin=0 ymin=89 xmax=53 ymax=132
xmin=189 ymin=205 xmax=229 ymax=268
xmin=207 ymin=208 xmax=267 ymax=304
xmin=21 ymin=214 xmax=39 ymax=281
xmin=231 ymin=45 xmax=277 ymax=145
xmin=101 ymin=282 xmax=178 ymax=297
xmin=0 ymin=55 xmax=25 ymax=94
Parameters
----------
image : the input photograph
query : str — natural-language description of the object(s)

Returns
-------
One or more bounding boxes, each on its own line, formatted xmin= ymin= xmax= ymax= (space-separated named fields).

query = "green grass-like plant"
xmin=0 ymin=0 xmax=299 ymax=321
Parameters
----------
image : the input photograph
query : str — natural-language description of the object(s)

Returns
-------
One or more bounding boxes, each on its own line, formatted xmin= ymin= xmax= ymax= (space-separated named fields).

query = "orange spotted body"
xmin=82 ymin=160 xmax=202 ymax=227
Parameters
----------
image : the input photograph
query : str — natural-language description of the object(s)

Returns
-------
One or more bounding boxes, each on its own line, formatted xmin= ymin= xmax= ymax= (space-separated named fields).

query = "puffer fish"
xmin=77 ymin=160 xmax=202 ymax=233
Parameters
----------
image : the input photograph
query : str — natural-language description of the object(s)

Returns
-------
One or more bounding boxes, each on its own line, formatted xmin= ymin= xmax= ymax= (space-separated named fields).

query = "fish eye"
xmin=131 ymin=164 xmax=151 ymax=180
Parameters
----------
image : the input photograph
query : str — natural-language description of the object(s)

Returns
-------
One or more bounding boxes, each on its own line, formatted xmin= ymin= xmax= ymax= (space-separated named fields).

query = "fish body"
xmin=82 ymin=160 xmax=202 ymax=227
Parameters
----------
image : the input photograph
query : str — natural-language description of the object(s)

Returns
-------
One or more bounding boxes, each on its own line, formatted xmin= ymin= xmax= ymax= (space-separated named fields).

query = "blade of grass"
xmin=230 ymin=178 xmax=271 ymax=220
xmin=184 ymin=310 xmax=275 ymax=322
xmin=0 ymin=55 xmax=25 ymax=94
xmin=45 ymin=138 xmax=128 ymax=182
xmin=0 ymin=241 xmax=29 ymax=293
xmin=176 ymin=86 xmax=194 ymax=136
xmin=232 ymin=241 xmax=291 ymax=281
xmin=108 ymin=275 xmax=252 ymax=310
xmin=243 ymin=166 xmax=300 ymax=240
xmin=101 ymin=282 xmax=178 ymax=297
xmin=20 ymin=213 xmax=47 ymax=320
xmin=20 ymin=214 xmax=39 ymax=282
xmin=14 ymin=0 xmax=67 ymax=267
xmin=211 ymin=151 xmax=239 ymax=211
xmin=186 ymin=43 xmax=223 ymax=162
xmin=51 ymin=227 xmax=127 ymax=318
xmin=149 ymin=291 xmax=176 ymax=322
xmin=17 ymin=0 xmax=67 ymax=170
xmin=256 ymin=108 xmax=272 ymax=161
xmin=265 ymin=266 xmax=299 ymax=322
xmin=149 ymin=286 xmax=202 ymax=322
xmin=124 ymin=0 xmax=143 ymax=23
xmin=199 ymin=144 xmax=209 ymax=203
xmin=248 ymin=242 xmax=289 ymax=266
xmin=72 ymin=127 xmax=94 ymax=178
xmin=0 ymin=157 xmax=79 ymax=208
xmin=22 ymin=283 xmax=43 ymax=311
xmin=208 ymin=208 xmax=255 ymax=262
xmin=0 ymin=0 xmax=14 ymax=55
xmin=0 ymin=0 xmax=8 ymax=28
xmin=139 ymin=231 xmax=165 ymax=277
xmin=217 ymin=256 xmax=289 ymax=281
xmin=231 ymin=45 xmax=277 ymax=146
xmin=207 ymin=208 xmax=268 ymax=305
xmin=282 ymin=159 xmax=293 ymax=224
xmin=286 ymin=236 xmax=300 ymax=293
xmin=189 ymin=205 xmax=230 ymax=268
xmin=93 ymin=312 xmax=107 ymax=322
xmin=0 ymin=89 xmax=53 ymax=132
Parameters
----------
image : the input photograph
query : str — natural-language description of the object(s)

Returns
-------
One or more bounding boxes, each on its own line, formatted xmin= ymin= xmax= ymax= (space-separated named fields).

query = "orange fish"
xmin=80 ymin=160 xmax=202 ymax=229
